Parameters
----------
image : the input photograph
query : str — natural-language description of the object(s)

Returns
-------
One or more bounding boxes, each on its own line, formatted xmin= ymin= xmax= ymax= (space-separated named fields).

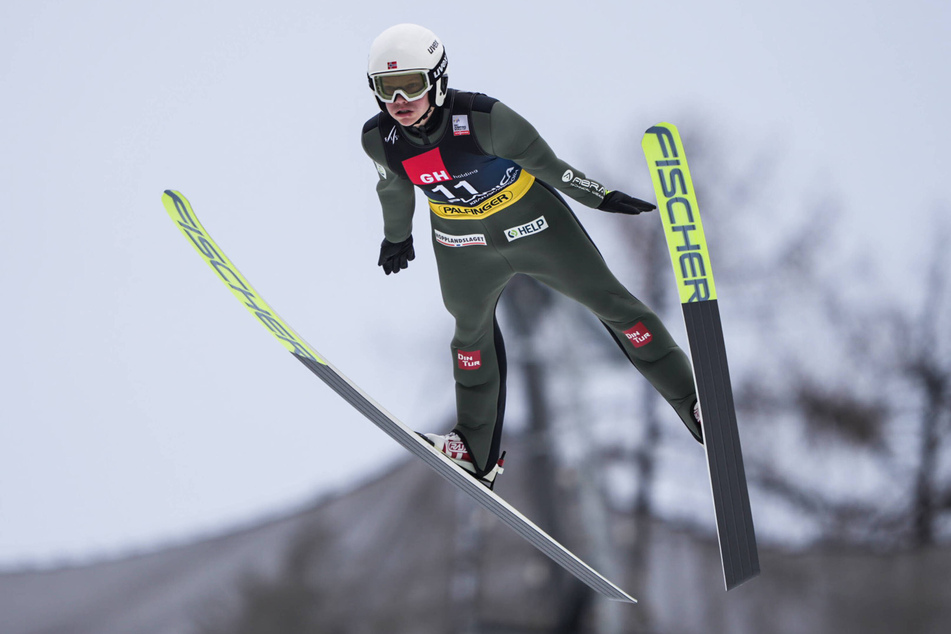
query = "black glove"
xmin=597 ymin=190 xmax=656 ymax=215
xmin=378 ymin=236 xmax=415 ymax=275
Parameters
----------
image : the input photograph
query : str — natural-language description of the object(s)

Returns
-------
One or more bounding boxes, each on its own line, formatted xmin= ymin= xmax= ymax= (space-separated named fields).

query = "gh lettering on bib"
xmin=402 ymin=148 xmax=452 ymax=185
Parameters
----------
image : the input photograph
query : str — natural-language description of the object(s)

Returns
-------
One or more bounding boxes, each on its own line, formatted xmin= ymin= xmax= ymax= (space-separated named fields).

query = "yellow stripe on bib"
xmin=429 ymin=171 xmax=535 ymax=219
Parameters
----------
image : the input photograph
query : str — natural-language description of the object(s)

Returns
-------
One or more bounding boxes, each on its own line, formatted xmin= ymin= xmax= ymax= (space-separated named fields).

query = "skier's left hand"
xmin=597 ymin=190 xmax=656 ymax=215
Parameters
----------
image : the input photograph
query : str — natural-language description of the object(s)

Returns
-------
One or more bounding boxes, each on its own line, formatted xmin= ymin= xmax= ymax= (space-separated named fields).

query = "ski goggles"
xmin=371 ymin=71 xmax=431 ymax=103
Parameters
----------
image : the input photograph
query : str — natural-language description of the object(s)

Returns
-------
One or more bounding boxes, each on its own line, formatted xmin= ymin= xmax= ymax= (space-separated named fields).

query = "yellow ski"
xmin=161 ymin=189 xmax=637 ymax=603
xmin=642 ymin=124 xmax=760 ymax=590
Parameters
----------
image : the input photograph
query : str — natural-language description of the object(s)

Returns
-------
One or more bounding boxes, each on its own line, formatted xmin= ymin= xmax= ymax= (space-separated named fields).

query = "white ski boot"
xmin=692 ymin=400 xmax=704 ymax=442
xmin=423 ymin=431 xmax=505 ymax=489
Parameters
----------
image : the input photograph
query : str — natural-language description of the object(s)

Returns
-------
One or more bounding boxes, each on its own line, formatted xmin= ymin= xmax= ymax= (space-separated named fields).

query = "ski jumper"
xmin=362 ymin=90 xmax=698 ymax=475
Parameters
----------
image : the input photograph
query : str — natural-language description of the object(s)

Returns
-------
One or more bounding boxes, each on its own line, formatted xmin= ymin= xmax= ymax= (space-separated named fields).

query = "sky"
xmin=1 ymin=0 xmax=949 ymax=568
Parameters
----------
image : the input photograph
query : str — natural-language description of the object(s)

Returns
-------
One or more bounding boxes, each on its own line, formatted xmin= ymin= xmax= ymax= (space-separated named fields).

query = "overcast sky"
xmin=1 ymin=0 xmax=948 ymax=567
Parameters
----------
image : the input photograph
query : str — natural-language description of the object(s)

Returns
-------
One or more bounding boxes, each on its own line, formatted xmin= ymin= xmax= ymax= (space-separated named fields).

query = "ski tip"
xmin=161 ymin=190 xmax=193 ymax=218
xmin=644 ymin=121 xmax=676 ymax=134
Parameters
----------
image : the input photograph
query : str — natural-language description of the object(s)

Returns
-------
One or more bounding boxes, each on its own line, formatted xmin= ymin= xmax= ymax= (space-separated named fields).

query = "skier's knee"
xmin=612 ymin=316 xmax=679 ymax=364
xmin=454 ymin=362 xmax=492 ymax=388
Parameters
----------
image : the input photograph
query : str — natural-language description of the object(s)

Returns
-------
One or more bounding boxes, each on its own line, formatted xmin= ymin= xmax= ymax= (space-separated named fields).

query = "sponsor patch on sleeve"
xmin=374 ymin=161 xmax=387 ymax=180
xmin=561 ymin=169 xmax=605 ymax=198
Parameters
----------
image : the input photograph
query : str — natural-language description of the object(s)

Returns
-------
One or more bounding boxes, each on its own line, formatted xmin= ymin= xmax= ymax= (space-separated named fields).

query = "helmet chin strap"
xmin=409 ymin=104 xmax=436 ymax=128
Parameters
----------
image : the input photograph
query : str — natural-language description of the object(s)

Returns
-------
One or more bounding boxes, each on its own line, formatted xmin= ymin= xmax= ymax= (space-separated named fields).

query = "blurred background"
xmin=1 ymin=0 xmax=949 ymax=632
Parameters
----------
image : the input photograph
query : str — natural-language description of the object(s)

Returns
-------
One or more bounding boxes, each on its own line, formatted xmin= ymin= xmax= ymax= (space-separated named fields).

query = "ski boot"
xmin=423 ymin=431 xmax=505 ymax=490
xmin=692 ymin=400 xmax=704 ymax=443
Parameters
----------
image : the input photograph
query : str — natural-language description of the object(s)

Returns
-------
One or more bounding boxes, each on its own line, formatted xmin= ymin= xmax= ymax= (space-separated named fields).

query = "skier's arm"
xmin=474 ymin=101 xmax=653 ymax=214
xmin=472 ymin=101 xmax=605 ymax=206
xmin=360 ymin=124 xmax=416 ymax=243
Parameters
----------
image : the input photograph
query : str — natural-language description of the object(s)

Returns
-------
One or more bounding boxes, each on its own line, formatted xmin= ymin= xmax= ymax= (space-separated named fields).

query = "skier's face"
xmin=385 ymin=93 xmax=431 ymax=127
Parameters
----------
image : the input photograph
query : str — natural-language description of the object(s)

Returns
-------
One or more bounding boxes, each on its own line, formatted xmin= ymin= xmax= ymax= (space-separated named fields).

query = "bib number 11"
xmin=432 ymin=180 xmax=478 ymax=201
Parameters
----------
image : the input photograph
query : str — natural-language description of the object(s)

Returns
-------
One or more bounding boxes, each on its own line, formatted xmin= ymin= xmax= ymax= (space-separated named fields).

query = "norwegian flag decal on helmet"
xmin=387 ymin=61 xmax=397 ymax=69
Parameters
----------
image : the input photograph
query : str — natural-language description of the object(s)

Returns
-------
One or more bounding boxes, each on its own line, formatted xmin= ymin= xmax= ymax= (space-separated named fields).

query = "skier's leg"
xmin=500 ymin=185 xmax=700 ymax=439
xmin=431 ymin=221 xmax=514 ymax=473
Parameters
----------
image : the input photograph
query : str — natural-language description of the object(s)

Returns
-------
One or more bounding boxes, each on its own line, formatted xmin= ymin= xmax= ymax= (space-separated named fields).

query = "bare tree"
xmin=886 ymin=227 xmax=951 ymax=546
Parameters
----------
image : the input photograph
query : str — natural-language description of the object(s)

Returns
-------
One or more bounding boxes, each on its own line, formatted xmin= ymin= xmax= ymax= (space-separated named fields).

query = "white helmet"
xmin=367 ymin=24 xmax=449 ymax=108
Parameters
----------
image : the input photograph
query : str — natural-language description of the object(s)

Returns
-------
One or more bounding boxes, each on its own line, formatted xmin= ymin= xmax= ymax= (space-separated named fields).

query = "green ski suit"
xmin=362 ymin=90 xmax=698 ymax=476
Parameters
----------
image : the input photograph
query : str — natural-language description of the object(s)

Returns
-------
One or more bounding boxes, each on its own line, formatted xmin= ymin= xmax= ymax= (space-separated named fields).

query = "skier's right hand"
xmin=378 ymin=235 xmax=415 ymax=275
